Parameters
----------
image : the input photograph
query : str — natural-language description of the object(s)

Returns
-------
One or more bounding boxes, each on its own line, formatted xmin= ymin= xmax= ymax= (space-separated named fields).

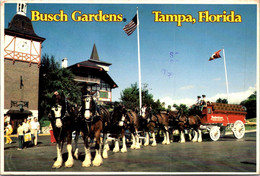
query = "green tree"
xmin=216 ymin=98 xmax=228 ymax=104
xmin=120 ymin=82 xmax=164 ymax=113
xmin=240 ymin=91 xmax=256 ymax=119
xmin=39 ymin=54 xmax=81 ymax=119
xmin=173 ymin=103 xmax=189 ymax=116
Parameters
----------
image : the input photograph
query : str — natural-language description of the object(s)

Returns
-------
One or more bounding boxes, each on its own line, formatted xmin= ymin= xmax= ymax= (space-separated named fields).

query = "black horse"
xmin=49 ymin=91 xmax=79 ymax=168
xmin=74 ymin=90 xmax=110 ymax=167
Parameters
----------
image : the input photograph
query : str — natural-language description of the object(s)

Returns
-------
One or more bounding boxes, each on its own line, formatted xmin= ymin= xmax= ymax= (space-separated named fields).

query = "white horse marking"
xmin=84 ymin=97 xmax=91 ymax=120
xmin=52 ymin=105 xmax=62 ymax=117
xmin=151 ymin=132 xmax=157 ymax=146
xmin=65 ymin=144 xmax=74 ymax=167
xmin=82 ymin=147 xmax=91 ymax=167
xmin=52 ymin=144 xmax=63 ymax=168
xmin=55 ymin=118 xmax=62 ymax=128
xmin=121 ymin=136 xmax=127 ymax=153
xmin=192 ymin=130 xmax=198 ymax=142
xmin=51 ymin=105 xmax=63 ymax=128
xmin=179 ymin=131 xmax=186 ymax=143
xmin=144 ymin=132 xmax=150 ymax=146
xmin=113 ymin=140 xmax=120 ymax=152
xmin=198 ymin=129 xmax=202 ymax=142
xmin=119 ymin=114 xmax=125 ymax=126
xmin=141 ymin=107 xmax=146 ymax=118
xmin=92 ymin=149 xmax=103 ymax=167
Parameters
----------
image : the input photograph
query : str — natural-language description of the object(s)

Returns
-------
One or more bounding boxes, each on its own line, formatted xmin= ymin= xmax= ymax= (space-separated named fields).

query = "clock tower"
xmin=4 ymin=3 xmax=45 ymax=128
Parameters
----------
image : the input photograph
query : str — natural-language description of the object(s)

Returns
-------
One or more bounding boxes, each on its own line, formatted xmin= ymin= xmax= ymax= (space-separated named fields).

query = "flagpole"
xmin=136 ymin=7 xmax=142 ymax=114
xmin=222 ymin=48 xmax=230 ymax=103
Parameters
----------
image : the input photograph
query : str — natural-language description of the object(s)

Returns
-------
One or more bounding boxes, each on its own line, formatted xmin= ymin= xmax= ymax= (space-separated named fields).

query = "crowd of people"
xmin=4 ymin=116 xmax=40 ymax=150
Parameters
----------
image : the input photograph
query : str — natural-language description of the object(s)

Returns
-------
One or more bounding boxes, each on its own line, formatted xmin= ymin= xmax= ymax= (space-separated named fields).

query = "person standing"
xmin=17 ymin=122 xmax=24 ymax=150
xmin=5 ymin=121 xmax=13 ymax=144
xmin=30 ymin=117 xmax=40 ymax=146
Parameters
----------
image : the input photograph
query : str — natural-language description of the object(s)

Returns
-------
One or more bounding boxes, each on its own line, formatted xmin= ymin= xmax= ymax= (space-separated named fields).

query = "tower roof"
xmin=88 ymin=44 xmax=111 ymax=66
xmin=5 ymin=14 xmax=45 ymax=42
xmin=89 ymin=43 xmax=99 ymax=61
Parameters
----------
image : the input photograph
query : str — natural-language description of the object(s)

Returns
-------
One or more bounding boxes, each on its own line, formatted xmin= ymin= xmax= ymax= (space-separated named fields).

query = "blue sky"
xmin=4 ymin=3 xmax=257 ymax=106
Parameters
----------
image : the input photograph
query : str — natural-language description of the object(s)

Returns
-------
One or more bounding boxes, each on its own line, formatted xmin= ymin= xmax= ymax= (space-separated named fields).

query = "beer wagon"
xmin=199 ymin=103 xmax=247 ymax=141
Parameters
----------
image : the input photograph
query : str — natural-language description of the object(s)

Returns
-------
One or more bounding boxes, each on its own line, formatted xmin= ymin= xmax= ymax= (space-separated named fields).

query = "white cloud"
xmin=179 ymin=85 xmax=195 ymax=90
xmin=213 ymin=77 xmax=221 ymax=81
xmin=208 ymin=87 xmax=256 ymax=104
xmin=160 ymin=87 xmax=256 ymax=108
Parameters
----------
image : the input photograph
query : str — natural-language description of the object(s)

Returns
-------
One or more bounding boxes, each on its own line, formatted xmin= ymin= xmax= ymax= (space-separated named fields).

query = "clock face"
xmin=17 ymin=40 xmax=29 ymax=52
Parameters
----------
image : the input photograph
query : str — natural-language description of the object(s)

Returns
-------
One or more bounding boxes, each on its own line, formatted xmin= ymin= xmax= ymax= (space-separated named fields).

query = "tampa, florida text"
xmin=31 ymin=10 xmax=242 ymax=26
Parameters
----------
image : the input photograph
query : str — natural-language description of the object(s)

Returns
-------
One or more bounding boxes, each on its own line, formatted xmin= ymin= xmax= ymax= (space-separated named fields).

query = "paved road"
xmin=3 ymin=131 xmax=257 ymax=173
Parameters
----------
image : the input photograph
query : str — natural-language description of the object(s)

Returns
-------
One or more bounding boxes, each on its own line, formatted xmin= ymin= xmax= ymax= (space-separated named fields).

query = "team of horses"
xmin=49 ymin=90 xmax=202 ymax=168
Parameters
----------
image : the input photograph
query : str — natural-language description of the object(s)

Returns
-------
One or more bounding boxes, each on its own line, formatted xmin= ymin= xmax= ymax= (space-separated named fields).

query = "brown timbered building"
xmin=4 ymin=3 xmax=45 ymax=129
xmin=68 ymin=44 xmax=118 ymax=103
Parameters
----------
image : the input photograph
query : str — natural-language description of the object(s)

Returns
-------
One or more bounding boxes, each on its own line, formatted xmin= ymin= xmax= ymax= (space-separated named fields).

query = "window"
xmin=100 ymin=91 xmax=109 ymax=98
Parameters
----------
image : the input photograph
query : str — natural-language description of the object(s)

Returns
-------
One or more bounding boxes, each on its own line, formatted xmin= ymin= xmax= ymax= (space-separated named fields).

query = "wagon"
xmin=199 ymin=102 xmax=247 ymax=141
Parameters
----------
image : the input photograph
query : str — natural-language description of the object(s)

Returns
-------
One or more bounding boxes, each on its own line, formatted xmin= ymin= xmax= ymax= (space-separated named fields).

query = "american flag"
xmin=123 ymin=14 xmax=137 ymax=36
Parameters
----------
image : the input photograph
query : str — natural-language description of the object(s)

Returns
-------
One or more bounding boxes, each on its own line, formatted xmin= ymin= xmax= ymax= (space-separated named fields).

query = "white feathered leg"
xmin=151 ymin=132 xmax=157 ymax=146
xmin=135 ymin=131 xmax=141 ymax=149
xmin=166 ymin=131 xmax=170 ymax=144
xmin=52 ymin=144 xmax=63 ymax=168
xmin=162 ymin=131 xmax=167 ymax=144
xmin=92 ymin=148 xmax=103 ymax=167
xmin=179 ymin=131 xmax=185 ymax=143
xmin=198 ymin=129 xmax=202 ymax=142
xmin=188 ymin=130 xmax=192 ymax=141
xmin=192 ymin=130 xmax=198 ymax=142
xmin=130 ymin=134 xmax=136 ymax=149
xmin=113 ymin=139 xmax=120 ymax=152
xmin=144 ymin=132 xmax=150 ymax=146
xmin=65 ymin=144 xmax=74 ymax=167
xmin=82 ymin=147 xmax=91 ymax=167
xmin=121 ymin=136 xmax=127 ymax=153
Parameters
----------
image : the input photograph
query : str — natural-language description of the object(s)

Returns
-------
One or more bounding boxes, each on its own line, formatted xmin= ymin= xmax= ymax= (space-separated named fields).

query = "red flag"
xmin=209 ymin=49 xmax=222 ymax=61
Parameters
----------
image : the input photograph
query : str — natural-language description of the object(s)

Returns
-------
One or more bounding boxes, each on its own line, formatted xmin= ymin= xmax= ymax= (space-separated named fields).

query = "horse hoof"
xmin=130 ymin=145 xmax=136 ymax=149
xmin=113 ymin=148 xmax=119 ymax=153
xmin=92 ymin=157 xmax=103 ymax=167
xmin=82 ymin=161 xmax=91 ymax=167
xmin=52 ymin=162 xmax=62 ymax=169
xmin=121 ymin=148 xmax=127 ymax=153
xmin=102 ymin=150 xmax=108 ymax=159
xmin=65 ymin=161 xmax=74 ymax=168
xmin=92 ymin=162 xmax=102 ymax=167
xmin=144 ymin=142 xmax=149 ymax=146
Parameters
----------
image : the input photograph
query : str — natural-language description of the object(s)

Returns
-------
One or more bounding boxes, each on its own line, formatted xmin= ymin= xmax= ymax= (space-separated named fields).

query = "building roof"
xmin=88 ymin=44 xmax=111 ymax=66
xmin=68 ymin=44 xmax=118 ymax=88
xmin=68 ymin=64 xmax=118 ymax=88
xmin=5 ymin=14 xmax=45 ymax=42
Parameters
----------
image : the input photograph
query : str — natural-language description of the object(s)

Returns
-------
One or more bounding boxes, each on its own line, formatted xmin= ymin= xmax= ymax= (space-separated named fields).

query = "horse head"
xmin=112 ymin=105 xmax=127 ymax=127
xmin=50 ymin=92 xmax=66 ymax=128
xmin=82 ymin=93 xmax=94 ymax=120
xmin=141 ymin=106 xmax=152 ymax=120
